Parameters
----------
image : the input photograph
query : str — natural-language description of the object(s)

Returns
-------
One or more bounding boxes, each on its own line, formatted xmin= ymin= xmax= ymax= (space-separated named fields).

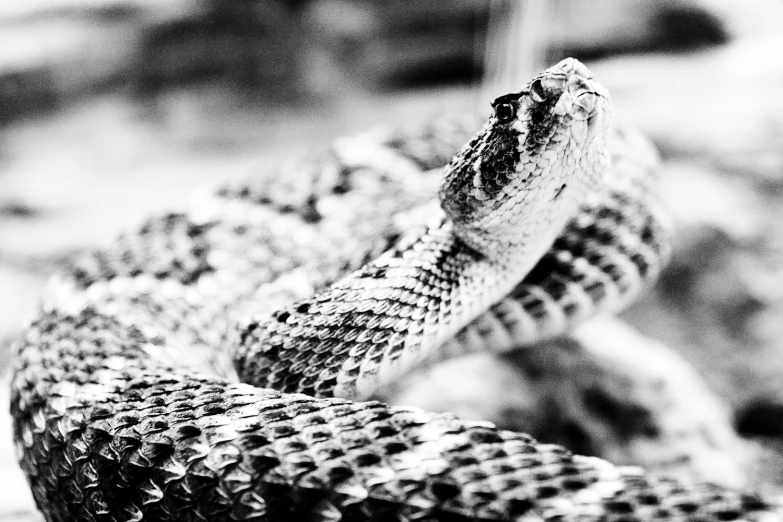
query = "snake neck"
xmin=236 ymin=213 xmax=552 ymax=400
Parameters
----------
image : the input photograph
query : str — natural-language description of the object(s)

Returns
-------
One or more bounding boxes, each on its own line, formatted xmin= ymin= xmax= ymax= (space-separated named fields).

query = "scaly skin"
xmin=235 ymin=59 xmax=614 ymax=400
xmin=11 ymin=59 xmax=779 ymax=521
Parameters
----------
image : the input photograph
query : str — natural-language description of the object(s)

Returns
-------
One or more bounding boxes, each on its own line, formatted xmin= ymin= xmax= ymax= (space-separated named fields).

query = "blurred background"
xmin=2 ymin=0 xmax=783 ymax=519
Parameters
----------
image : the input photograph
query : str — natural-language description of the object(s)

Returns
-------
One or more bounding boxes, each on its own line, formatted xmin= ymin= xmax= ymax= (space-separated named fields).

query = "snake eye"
xmin=494 ymin=102 xmax=516 ymax=123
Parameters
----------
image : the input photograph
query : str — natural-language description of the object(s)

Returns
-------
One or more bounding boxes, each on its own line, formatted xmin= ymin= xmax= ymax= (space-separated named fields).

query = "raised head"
xmin=440 ymin=58 xmax=613 ymax=260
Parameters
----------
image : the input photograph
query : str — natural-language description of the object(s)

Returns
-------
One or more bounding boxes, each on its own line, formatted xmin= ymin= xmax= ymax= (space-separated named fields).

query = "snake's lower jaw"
xmin=570 ymin=118 xmax=590 ymax=145
xmin=586 ymin=111 xmax=603 ymax=144
xmin=576 ymin=110 xmax=606 ymax=147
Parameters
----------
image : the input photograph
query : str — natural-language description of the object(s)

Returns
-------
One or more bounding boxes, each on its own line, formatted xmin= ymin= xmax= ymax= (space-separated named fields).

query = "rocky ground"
xmin=3 ymin=3 xmax=783 ymax=520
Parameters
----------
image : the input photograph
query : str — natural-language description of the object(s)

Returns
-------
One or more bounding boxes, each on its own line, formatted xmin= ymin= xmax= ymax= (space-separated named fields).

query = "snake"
xmin=10 ymin=58 xmax=780 ymax=522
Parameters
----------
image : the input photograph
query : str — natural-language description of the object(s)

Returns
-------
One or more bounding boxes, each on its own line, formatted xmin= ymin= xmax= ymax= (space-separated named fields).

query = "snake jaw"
xmin=553 ymin=90 xmax=574 ymax=117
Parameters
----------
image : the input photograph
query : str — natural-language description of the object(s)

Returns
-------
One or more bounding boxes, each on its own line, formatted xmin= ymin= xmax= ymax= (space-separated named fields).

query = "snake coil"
xmin=11 ymin=59 xmax=779 ymax=521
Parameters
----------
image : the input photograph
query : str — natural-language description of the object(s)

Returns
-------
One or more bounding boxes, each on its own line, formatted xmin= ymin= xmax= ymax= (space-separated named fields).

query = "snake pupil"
xmin=494 ymin=102 xmax=516 ymax=123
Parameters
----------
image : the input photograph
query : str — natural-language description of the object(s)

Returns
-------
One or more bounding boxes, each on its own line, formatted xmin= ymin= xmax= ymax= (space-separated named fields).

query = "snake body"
xmin=10 ymin=59 xmax=779 ymax=521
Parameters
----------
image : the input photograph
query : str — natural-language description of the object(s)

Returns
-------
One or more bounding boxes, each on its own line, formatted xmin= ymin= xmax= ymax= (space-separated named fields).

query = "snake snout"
xmin=573 ymin=92 xmax=597 ymax=119
xmin=533 ymin=59 xmax=609 ymax=122
xmin=556 ymin=57 xmax=594 ymax=80
xmin=529 ymin=60 xmax=593 ymax=104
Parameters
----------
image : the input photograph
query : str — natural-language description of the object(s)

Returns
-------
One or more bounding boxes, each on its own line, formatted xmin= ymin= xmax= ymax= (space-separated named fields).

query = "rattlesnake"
xmin=10 ymin=59 xmax=779 ymax=521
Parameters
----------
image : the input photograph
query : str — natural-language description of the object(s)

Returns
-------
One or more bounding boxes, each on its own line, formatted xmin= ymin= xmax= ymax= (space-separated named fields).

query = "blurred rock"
xmin=0 ymin=0 xmax=193 ymax=123
xmin=623 ymin=162 xmax=783 ymax=424
xmin=305 ymin=0 xmax=783 ymax=91
xmin=141 ymin=0 xmax=311 ymax=95
xmin=0 ymin=266 xmax=47 ymax=370
xmin=384 ymin=317 xmax=750 ymax=488
xmin=0 ymin=0 xmax=314 ymax=123
xmin=305 ymin=0 xmax=487 ymax=88
xmin=3 ymin=0 xmax=783 ymax=122
xmin=582 ymin=35 xmax=783 ymax=456
xmin=593 ymin=34 xmax=783 ymax=187
xmin=543 ymin=0 xmax=783 ymax=54
xmin=541 ymin=0 xmax=729 ymax=56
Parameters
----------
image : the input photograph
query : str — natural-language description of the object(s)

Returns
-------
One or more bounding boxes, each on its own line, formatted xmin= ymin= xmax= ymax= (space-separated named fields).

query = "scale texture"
xmin=10 ymin=59 xmax=780 ymax=522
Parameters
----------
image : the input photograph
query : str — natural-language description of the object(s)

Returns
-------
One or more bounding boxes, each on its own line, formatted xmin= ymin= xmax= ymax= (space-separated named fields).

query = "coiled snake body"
xmin=11 ymin=59 xmax=779 ymax=521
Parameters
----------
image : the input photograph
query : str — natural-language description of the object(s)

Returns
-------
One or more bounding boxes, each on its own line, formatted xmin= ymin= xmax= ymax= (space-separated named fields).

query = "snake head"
xmin=440 ymin=58 xmax=613 ymax=259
